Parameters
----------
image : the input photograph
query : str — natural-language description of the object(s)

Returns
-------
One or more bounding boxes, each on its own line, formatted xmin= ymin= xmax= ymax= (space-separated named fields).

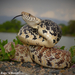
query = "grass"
xmin=0 ymin=36 xmax=23 ymax=61
xmin=0 ymin=37 xmax=75 ymax=65
xmin=59 ymin=39 xmax=75 ymax=65
xmin=69 ymin=45 xmax=75 ymax=64
xmin=0 ymin=42 xmax=15 ymax=61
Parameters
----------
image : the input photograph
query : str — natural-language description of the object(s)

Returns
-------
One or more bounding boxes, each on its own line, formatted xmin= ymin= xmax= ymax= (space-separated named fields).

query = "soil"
xmin=0 ymin=61 xmax=75 ymax=75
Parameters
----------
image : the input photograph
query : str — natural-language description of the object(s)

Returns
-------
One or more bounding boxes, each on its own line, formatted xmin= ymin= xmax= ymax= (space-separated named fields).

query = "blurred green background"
xmin=0 ymin=19 xmax=75 ymax=36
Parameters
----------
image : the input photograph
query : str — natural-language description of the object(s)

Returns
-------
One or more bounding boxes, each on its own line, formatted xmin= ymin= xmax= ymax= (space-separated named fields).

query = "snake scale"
xmin=4 ymin=12 xmax=71 ymax=68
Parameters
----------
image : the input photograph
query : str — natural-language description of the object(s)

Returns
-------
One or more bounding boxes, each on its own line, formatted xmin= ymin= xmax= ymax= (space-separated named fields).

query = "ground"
xmin=0 ymin=61 xmax=75 ymax=75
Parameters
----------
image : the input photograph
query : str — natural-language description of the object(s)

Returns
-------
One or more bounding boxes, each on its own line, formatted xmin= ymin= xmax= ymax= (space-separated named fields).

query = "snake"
xmin=4 ymin=12 xmax=71 ymax=68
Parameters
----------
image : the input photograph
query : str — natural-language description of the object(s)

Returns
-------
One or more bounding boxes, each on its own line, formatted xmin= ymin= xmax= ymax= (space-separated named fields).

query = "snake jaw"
xmin=21 ymin=11 xmax=41 ymax=29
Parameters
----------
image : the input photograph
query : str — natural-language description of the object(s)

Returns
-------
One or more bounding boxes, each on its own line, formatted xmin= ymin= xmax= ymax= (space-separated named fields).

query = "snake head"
xmin=21 ymin=12 xmax=41 ymax=29
xmin=12 ymin=11 xmax=41 ymax=29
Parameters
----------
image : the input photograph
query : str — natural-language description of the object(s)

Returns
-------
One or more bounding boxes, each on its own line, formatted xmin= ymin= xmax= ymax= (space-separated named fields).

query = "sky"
xmin=0 ymin=0 xmax=75 ymax=24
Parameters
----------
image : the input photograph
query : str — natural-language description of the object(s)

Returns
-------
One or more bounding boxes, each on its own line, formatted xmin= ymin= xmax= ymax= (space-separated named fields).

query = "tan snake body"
xmin=4 ymin=12 xmax=71 ymax=68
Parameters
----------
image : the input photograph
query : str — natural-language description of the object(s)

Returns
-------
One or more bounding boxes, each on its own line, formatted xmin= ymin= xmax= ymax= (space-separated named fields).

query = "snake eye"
xmin=11 ymin=14 xmax=23 ymax=20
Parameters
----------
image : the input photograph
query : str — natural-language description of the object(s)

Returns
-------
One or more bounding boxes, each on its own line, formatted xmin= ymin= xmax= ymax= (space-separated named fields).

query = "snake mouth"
xmin=11 ymin=14 xmax=23 ymax=20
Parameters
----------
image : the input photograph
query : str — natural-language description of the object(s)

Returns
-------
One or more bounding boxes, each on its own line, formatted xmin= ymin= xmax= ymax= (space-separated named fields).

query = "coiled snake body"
xmin=4 ymin=12 xmax=71 ymax=68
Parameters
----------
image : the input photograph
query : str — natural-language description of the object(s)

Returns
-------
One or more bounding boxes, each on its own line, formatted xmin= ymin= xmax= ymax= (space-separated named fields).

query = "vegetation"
xmin=60 ymin=39 xmax=75 ymax=64
xmin=0 ymin=37 xmax=75 ymax=66
xmin=0 ymin=40 xmax=15 ymax=61
xmin=13 ymin=36 xmax=23 ymax=45
xmin=59 ymin=20 xmax=75 ymax=36
xmin=0 ymin=19 xmax=75 ymax=36
xmin=0 ymin=19 xmax=75 ymax=67
xmin=0 ymin=36 xmax=23 ymax=61
xmin=69 ymin=43 xmax=75 ymax=64
xmin=0 ymin=19 xmax=24 ymax=33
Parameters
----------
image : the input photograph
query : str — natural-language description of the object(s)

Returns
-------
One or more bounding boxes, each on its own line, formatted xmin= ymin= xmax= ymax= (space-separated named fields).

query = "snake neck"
xmin=21 ymin=12 xmax=41 ymax=29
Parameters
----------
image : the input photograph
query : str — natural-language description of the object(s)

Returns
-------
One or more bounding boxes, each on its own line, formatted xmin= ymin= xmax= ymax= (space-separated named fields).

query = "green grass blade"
xmin=69 ymin=46 xmax=75 ymax=57
xmin=0 ymin=39 xmax=8 ymax=46
xmin=0 ymin=39 xmax=1 ymax=45
xmin=10 ymin=43 xmax=15 ymax=58
xmin=69 ymin=47 xmax=74 ymax=57
xmin=60 ymin=46 xmax=65 ymax=50
xmin=72 ymin=56 xmax=75 ymax=63
xmin=0 ymin=45 xmax=5 ymax=55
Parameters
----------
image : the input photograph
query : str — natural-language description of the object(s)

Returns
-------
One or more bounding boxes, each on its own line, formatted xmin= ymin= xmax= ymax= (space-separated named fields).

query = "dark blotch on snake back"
xmin=39 ymin=59 xmax=41 ymax=63
xmin=32 ymin=29 xmax=37 ymax=33
xmin=19 ymin=30 xmax=22 ymax=35
xmin=42 ymin=37 xmax=46 ymax=42
xmin=19 ymin=32 xmax=22 ymax=35
xmin=39 ymin=35 xmax=42 ymax=38
xmin=40 ymin=23 xmax=43 ymax=28
xmin=57 ymin=38 xmax=60 ymax=41
xmin=42 ymin=38 xmax=45 ymax=42
xmin=26 ymin=35 xmax=29 ymax=38
xmin=38 ymin=53 xmax=43 ymax=63
xmin=64 ymin=63 xmax=68 ymax=68
xmin=41 ymin=21 xmax=44 ymax=23
xmin=43 ymin=30 xmax=47 ymax=33
xmin=51 ymin=22 xmax=55 ymax=26
xmin=31 ymin=49 xmax=36 ymax=52
xmin=46 ymin=26 xmax=50 ymax=30
xmin=49 ymin=58 xmax=55 ymax=61
xmin=32 ymin=29 xmax=38 ymax=35
xmin=55 ymin=60 xmax=64 ymax=66
xmin=33 ymin=35 xmax=37 ymax=40
xmin=49 ymin=32 xmax=56 ymax=36
xmin=38 ymin=53 xmax=42 ymax=59
xmin=24 ymin=30 xmax=27 ymax=34
xmin=47 ymin=60 xmax=52 ymax=66
xmin=45 ymin=20 xmax=48 ymax=21
xmin=32 ymin=55 xmax=35 ymax=60
xmin=57 ymin=25 xmax=60 ymax=30
xmin=45 ymin=22 xmax=49 ymax=26
xmin=21 ymin=59 xmax=24 ymax=62
xmin=54 ymin=33 xmax=56 ymax=36
xmin=51 ymin=27 xmax=56 ymax=32
xmin=58 ymin=33 xmax=61 ymax=38
xmin=53 ymin=39 xmax=55 ymax=43
xmin=30 ymin=32 xmax=34 ymax=35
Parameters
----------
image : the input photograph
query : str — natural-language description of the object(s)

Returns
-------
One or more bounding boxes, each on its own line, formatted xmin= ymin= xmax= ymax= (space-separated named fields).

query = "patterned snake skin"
xmin=4 ymin=12 xmax=71 ymax=68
